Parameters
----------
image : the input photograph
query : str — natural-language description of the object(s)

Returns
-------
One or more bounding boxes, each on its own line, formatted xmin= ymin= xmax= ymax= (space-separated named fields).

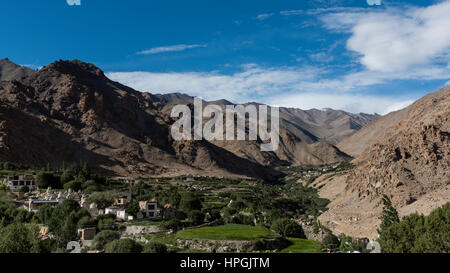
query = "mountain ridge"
xmin=0 ymin=59 xmax=375 ymax=180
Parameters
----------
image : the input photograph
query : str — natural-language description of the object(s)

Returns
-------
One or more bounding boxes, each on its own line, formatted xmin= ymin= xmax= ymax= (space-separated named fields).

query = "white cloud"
xmin=319 ymin=1 xmax=450 ymax=73
xmin=256 ymin=13 xmax=273 ymax=20
xmin=382 ymin=100 xmax=415 ymax=114
xmin=137 ymin=44 xmax=207 ymax=55
xmin=265 ymin=92 xmax=415 ymax=115
xmin=107 ymin=65 xmax=322 ymax=103
xmin=106 ymin=64 xmax=421 ymax=114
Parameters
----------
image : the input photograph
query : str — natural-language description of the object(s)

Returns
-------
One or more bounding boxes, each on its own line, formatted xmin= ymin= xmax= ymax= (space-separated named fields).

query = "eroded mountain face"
xmin=0 ymin=60 xmax=283 ymax=180
xmin=346 ymin=87 xmax=450 ymax=207
xmin=316 ymin=86 xmax=450 ymax=238
xmin=0 ymin=58 xmax=34 ymax=82
xmin=0 ymin=59 xmax=373 ymax=180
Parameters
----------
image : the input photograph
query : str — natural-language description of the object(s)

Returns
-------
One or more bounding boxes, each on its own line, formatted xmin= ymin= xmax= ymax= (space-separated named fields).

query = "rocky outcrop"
xmin=345 ymin=87 xmax=450 ymax=207
xmin=0 ymin=58 xmax=34 ymax=82
xmin=316 ymin=86 xmax=450 ymax=238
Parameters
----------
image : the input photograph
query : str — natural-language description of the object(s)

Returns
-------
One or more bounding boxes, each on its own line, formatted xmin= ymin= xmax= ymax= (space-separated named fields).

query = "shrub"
xmin=162 ymin=219 xmax=184 ymax=232
xmin=252 ymin=237 xmax=291 ymax=251
xmin=93 ymin=230 xmax=120 ymax=250
xmin=19 ymin=185 xmax=30 ymax=193
xmin=0 ymin=223 xmax=41 ymax=253
xmin=36 ymin=171 xmax=61 ymax=189
xmin=105 ymin=239 xmax=142 ymax=253
xmin=125 ymin=205 xmax=140 ymax=217
xmin=63 ymin=180 xmax=83 ymax=192
xmin=97 ymin=217 xmax=115 ymax=231
xmin=142 ymin=242 xmax=167 ymax=253
xmin=322 ymin=233 xmax=340 ymax=247
xmin=188 ymin=210 xmax=205 ymax=225
xmin=77 ymin=216 xmax=96 ymax=229
xmin=271 ymin=218 xmax=306 ymax=238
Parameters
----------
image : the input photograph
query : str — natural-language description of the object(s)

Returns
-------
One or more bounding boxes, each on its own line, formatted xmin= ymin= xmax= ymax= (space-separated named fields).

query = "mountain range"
xmin=0 ymin=59 xmax=377 ymax=180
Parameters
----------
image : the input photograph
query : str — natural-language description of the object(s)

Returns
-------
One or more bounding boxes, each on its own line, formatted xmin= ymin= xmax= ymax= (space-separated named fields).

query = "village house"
xmin=116 ymin=209 xmax=128 ymax=220
xmin=28 ymin=200 xmax=61 ymax=212
xmin=78 ymin=227 xmax=97 ymax=241
xmin=139 ymin=200 xmax=159 ymax=219
xmin=105 ymin=206 xmax=120 ymax=216
xmin=114 ymin=192 xmax=131 ymax=206
xmin=4 ymin=174 xmax=37 ymax=192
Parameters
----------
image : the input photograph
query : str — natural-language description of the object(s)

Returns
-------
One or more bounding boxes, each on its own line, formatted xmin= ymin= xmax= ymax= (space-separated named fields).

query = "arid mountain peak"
xmin=0 ymin=58 xmax=34 ymax=82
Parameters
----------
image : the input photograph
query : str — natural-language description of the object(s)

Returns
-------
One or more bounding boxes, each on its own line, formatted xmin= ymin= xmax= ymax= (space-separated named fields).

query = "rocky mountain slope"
xmin=316 ymin=86 xmax=450 ymax=238
xmin=151 ymin=94 xmax=376 ymax=166
xmin=155 ymin=93 xmax=376 ymax=145
xmin=0 ymin=58 xmax=34 ymax=82
xmin=0 ymin=59 xmax=378 ymax=180
xmin=0 ymin=60 xmax=281 ymax=180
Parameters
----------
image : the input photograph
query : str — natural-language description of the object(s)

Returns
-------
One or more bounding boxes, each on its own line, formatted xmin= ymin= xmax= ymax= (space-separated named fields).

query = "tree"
xmin=323 ymin=233 xmax=340 ymax=247
xmin=35 ymin=204 xmax=54 ymax=225
xmin=271 ymin=218 xmax=306 ymax=238
xmin=125 ymin=205 xmax=140 ymax=217
xmin=77 ymin=216 xmax=96 ymax=229
xmin=105 ymin=239 xmax=142 ymax=253
xmin=379 ymin=195 xmax=400 ymax=232
xmin=47 ymin=199 xmax=85 ymax=248
xmin=188 ymin=210 xmax=205 ymax=225
xmin=93 ymin=230 xmax=120 ymax=250
xmin=378 ymin=203 xmax=450 ymax=253
xmin=36 ymin=171 xmax=61 ymax=189
xmin=97 ymin=214 xmax=116 ymax=231
xmin=162 ymin=219 xmax=184 ymax=232
xmin=142 ymin=242 xmax=167 ymax=253
xmin=0 ymin=223 xmax=41 ymax=253
xmin=14 ymin=209 xmax=34 ymax=223
xmin=60 ymin=170 xmax=75 ymax=185
xmin=179 ymin=193 xmax=202 ymax=212
xmin=63 ymin=180 xmax=83 ymax=192
xmin=19 ymin=185 xmax=30 ymax=193
xmin=87 ymin=192 xmax=115 ymax=209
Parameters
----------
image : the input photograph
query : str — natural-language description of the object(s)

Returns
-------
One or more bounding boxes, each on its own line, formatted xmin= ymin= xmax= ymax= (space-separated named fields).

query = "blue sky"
xmin=1 ymin=0 xmax=449 ymax=114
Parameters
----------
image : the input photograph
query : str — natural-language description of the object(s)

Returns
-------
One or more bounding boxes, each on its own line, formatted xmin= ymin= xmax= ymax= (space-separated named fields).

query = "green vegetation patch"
xmin=279 ymin=238 xmax=321 ymax=253
xmin=177 ymin=224 xmax=271 ymax=241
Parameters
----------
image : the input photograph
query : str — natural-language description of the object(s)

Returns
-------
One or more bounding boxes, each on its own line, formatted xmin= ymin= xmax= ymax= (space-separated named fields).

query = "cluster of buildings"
xmin=2 ymin=174 xmax=37 ymax=191
xmin=103 ymin=193 xmax=160 ymax=221
xmin=3 ymin=174 xmax=183 ymax=227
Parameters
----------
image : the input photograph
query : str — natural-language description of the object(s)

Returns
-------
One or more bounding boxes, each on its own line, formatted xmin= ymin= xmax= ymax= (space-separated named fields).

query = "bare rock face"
xmin=316 ymin=86 xmax=450 ymax=238
xmin=0 ymin=58 xmax=34 ymax=82
xmin=346 ymin=87 xmax=450 ymax=207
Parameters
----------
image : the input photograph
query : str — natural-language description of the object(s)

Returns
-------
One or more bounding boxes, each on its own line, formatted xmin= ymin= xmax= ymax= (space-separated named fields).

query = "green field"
xmin=177 ymin=224 xmax=272 ymax=241
xmin=279 ymin=238 xmax=321 ymax=253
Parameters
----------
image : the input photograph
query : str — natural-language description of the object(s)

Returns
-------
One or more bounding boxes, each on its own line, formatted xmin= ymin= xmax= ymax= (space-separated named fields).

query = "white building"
xmin=117 ymin=209 xmax=128 ymax=220
xmin=4 ymin=174 xmax=37 ymax=191
xmin=105 ymin=206 xmax=119 ymax=216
